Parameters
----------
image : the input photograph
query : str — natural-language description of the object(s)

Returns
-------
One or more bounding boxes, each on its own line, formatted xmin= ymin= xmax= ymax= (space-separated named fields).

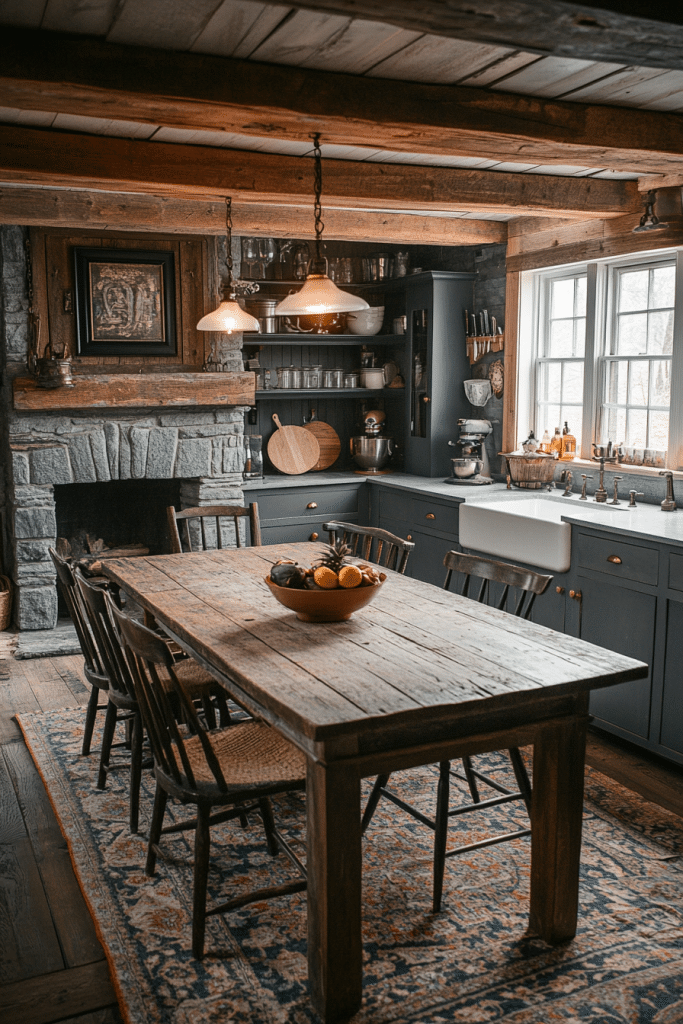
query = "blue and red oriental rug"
xmin=16 ymin=707 xmax=683 ymax=1023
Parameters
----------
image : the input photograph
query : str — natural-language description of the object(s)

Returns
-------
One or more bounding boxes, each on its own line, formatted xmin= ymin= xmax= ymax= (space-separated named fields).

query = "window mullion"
xmin=668 ymin=250 xmax=683 ymax=469
xmin=580 ymin=263 xmax=599 ymax=459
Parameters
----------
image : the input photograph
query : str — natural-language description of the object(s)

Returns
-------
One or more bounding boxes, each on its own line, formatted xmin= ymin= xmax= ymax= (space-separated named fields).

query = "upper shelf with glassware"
xmin=239 ymin=237 xmax=412 ymax=286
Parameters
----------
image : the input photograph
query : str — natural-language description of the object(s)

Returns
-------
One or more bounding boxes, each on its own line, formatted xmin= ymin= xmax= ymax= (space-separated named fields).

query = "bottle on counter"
xmin=560 ymin=421 xmax=577 ymax=460
xmin=538 ymin=428 xmax=552 ymax=453
xmin=549 ymin=426 xmax=563 ymax=456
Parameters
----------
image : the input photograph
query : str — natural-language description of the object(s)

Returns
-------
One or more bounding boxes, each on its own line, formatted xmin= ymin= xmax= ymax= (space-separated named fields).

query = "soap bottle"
xmin=549 ymin=427 xmax=563 ymax=456
xmin=538 ymin=428 xmax=552 ymax=454
xmin=560 ymin=421 xmax=577 ymax=461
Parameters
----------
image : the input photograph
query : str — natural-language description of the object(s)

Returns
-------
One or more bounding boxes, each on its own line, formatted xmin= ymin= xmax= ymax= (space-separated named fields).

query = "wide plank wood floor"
xmin=0 ymin=639 xmax=681 ymax=1024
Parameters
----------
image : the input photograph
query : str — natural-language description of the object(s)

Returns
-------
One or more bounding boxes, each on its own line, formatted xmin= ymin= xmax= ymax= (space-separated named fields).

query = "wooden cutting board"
xmin=268 ymin=413 xmax=320 ymax=475
xmin=303 ymin=410 xmax=341 ymax=471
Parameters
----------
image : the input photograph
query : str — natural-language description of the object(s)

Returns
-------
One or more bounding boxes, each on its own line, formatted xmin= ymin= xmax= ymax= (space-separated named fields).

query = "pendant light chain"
xmin=225 ymin=196 xmax=234 ymax=293
xmin=312 ymin=133 xmax=324 ymax=263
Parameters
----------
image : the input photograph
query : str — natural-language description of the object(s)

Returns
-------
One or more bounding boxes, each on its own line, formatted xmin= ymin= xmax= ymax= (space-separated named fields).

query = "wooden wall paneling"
xmin=27 ymin=228 xmax=49 ymax=366
xmin=502 ymin=270 xmax=520 ymax=455
xmin=43 ymin=231 xmax=85 ymax=362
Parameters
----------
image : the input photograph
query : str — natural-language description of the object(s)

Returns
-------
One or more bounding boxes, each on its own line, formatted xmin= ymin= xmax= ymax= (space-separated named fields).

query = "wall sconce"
xmin=197 ymin=198 xmax=261 ymax=333
xmin=633 ymin=191 xmax=669 ymax=233
xmin=275 ymin=134 xmax=369 ymax=317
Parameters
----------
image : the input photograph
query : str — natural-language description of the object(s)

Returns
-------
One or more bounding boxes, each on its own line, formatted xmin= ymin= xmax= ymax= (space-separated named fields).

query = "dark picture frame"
xmin=74 ymin=247 xmax=177 ymax=356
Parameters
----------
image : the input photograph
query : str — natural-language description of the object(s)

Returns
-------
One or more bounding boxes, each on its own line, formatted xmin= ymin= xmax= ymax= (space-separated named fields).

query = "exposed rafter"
xmin=261 ymin=0 xmax=683 ymax=70
xmin=0 ymin=127 xmax=639 ymax=220
xmin=0 ymin=28 xmax=683 ymax=175
xmin=0 ymin=186 xmax=508 ymax=244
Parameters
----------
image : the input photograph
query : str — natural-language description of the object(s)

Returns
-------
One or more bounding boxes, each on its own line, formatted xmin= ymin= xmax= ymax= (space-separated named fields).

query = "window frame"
xmin=522 ymin=247 xmax=683 ymax=468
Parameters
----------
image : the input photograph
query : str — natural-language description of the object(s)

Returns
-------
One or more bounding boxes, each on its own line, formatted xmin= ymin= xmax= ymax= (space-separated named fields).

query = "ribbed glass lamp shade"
xmin=197 ymin=300 xmax=260 ymax=333
xmin=274 ymin=274 xmax=369 ymax=316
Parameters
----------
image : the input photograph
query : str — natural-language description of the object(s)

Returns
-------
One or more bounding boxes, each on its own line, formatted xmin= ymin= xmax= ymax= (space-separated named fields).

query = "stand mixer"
xmin=350 ymin=409 xmax=394 ymax=474
xmin=446 ymin=418 xmax=493 ymax=484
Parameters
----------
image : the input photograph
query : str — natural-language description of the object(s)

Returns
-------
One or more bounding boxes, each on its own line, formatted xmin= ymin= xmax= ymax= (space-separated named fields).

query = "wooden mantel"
xmin=12 ymin=372 xmax=256 ymax=411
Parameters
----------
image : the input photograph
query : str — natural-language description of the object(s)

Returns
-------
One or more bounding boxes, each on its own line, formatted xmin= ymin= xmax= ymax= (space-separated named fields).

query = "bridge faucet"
xmin=659 ymin=470 xmax=677 ymax=511
xmin=593 ymin=458 xmax=608 ymax=502
xmin=561 ymin=470 xmax=573 ymax=496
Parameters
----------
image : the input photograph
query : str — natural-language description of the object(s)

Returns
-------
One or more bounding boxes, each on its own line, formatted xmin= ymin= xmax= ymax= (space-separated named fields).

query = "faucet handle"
xmin=610 ymin=476 xmax=622 ymax=504
xmin=579 ymin=473 xmax=593 ymax=500
xmin=659 ymin=469 xmax=677 ymax=511
xmin=628 ymin=490 xmax=644 ymax=507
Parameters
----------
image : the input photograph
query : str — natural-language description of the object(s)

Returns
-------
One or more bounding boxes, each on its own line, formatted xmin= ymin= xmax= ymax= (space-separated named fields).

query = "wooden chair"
xmin=110 ymin=602 xmax=307 ymax=959
xmin=322 ymin=522 xmax=415 ymax=574
xmin=167 ymin=503 xmax=261 ymax=553
xmin=76 ymin=571 xmax=231 ymax=832
xmin=49 ymin=548 xmax=110 ymax=756
xmin=362 ymin=550 xmax=553 ymax=912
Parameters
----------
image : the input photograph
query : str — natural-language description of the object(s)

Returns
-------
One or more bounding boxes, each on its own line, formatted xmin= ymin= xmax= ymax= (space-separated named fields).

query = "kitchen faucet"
xmin=560 ymin=470 xmax=573 ymax=496
xmin=593 ymin=458 xmax=608 ymax=502
xmin=659 ymin=470 xmax=677 ymax=511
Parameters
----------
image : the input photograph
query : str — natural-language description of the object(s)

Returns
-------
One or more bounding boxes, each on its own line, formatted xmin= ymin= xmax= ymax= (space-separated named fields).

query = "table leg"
xmin=307 ymin=758 xmax=362 ymax=1023
xmin=529 ymin=712 xmax=588 ymax=944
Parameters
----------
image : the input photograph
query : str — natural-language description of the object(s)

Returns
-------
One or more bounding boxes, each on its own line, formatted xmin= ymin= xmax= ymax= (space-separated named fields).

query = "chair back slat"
xmin=323 ymin=522 xmax=414 ymax=574
xmin=167 ymin=504 xmax=261 ymax=553
xmin=76 ymin=571 xmax=138 ymax=703
xmin=443 ymin=550 xmax=552 ymax=620
xmin=49 ymin=548 xmax=105 ymax=675
xmin=110 ymin=604 xmax=231 ymax=794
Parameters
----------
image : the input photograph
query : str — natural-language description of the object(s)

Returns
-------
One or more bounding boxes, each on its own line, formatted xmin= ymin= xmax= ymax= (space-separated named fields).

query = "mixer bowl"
xmin=350 ymin=436 xmax=393 ymax=472
xmin=450 ymin=457 xmax=483 ymax=479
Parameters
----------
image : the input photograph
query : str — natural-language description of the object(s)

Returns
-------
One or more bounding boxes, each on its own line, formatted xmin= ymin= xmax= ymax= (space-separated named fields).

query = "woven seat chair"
xmin=322 ymin=522 xmax=414 ymax=574
xmin=362 ymin=550 xmax=552 ymax=912
xmin=76 ymin=571 xmax=231 ymax=832
xmin=49 ymin=548 xmax=110 ymax=756
xmin=110 ymin=601 xmax=307 ymax=959
xmin=167 ymin=503 xmax=261 ymax=553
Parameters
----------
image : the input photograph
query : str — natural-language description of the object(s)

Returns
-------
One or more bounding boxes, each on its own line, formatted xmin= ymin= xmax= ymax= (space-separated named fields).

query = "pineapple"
xmin=314 ymin=539 xmax=351 ymax=573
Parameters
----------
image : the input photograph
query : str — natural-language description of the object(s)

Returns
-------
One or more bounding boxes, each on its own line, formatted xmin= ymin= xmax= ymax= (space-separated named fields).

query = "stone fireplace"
xmin=1 ymin=225 xmax=253 ymax=630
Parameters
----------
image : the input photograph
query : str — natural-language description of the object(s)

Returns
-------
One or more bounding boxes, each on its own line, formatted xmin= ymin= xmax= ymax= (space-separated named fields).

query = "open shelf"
xmin=255 ymin=388 xmax=404 ymax=399
xmin=244 ymin=334 xmax=404 ymax=345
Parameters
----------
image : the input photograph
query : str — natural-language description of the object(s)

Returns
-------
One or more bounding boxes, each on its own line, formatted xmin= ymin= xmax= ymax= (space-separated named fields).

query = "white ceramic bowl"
xmin=346 ymin=306 xmax=385 ymax=336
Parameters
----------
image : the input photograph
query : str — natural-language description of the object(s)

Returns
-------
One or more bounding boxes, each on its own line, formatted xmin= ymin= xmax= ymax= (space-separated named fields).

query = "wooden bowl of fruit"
xmin=265 ymin=542 xmax=386 ymax=622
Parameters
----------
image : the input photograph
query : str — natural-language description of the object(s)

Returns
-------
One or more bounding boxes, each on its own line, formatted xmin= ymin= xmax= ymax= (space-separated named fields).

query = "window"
xmin=526 ymin=250 xmax=683 ymax=468
xmin=536 ymin=272 xmax=587 ymax=448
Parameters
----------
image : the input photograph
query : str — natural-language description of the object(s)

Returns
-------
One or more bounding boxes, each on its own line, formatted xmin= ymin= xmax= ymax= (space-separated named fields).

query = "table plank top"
xmin=102 ymin=543 xmax=647 ymax=745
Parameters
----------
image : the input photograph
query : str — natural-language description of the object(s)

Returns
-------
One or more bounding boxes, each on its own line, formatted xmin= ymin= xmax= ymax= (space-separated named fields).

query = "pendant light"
xmin=633 ymin=190 xmax=669 ymax=233
xmin=197 ymin=198 xmax=260 ymax=332
xmin=274 ymin=134 xmax=369 ymax=317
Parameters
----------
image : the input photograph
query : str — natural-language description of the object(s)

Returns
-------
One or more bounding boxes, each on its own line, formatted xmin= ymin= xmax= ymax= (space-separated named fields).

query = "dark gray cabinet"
xmin=243 ymin=482 xmax=367 ymax=545
xmin=370 ymin=484 xmax=461 ymax=586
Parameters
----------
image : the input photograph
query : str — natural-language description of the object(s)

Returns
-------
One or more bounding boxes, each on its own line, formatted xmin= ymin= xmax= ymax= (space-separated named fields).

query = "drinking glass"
xmin=241 ymin=237 xmax=258 ymax=278
xmin=258 ymin=237 xmax=277 ymax=279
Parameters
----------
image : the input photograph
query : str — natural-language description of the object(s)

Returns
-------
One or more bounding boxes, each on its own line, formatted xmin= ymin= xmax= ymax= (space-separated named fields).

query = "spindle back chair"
xmin=322 ymin=522 xmax=414 ymax=574
xmin=167 ymin=503 xmax=261 ymax=553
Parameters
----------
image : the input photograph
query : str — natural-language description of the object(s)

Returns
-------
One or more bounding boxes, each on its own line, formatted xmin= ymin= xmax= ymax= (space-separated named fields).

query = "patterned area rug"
xmin=16 ymin=707 xmax=683 ymax=1024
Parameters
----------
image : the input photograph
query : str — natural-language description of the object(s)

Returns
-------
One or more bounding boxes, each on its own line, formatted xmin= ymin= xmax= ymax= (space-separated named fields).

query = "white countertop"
xmin=245 ymin=472 xmax=683 ymax=547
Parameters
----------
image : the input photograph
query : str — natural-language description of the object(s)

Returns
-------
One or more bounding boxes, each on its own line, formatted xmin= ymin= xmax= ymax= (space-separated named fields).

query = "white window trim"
xmin=519 ymin=246 xmax=683 ymax=471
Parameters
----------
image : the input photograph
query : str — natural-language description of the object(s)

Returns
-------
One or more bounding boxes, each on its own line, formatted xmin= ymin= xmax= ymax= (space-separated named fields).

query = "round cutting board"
xmin=268 ymin=413 xmax=320 ymax=475
xmin=303 ymin=410 xmax=341 ymax=471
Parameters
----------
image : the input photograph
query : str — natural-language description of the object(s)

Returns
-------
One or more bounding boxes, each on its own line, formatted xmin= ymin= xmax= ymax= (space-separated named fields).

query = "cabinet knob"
xmin=406 ymin=534 xmax=413 ymax=541
xmin=569 ymin=589 xmax=582 ymax=601
xmin=425 ymin=513 xmax=435 ymax=520
xmin=307 ymin=502 xmax=318 ymax=509
xmin=309 ymin=532 xmax=319 ymax=541
xmin=422 ymin=396 xmax=431 ymax=403
xmin=556 ymin=586 xmax=565 ymax=595
xmin=607 ymin=554 xmax=622 ymax=564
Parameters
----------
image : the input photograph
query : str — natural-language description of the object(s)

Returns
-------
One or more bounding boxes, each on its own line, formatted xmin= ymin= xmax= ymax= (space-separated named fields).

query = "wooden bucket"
xmin=0 ymin=575 xmax=13 ymax=630
xmin=503 ymin=454 xmax=557 ymax=489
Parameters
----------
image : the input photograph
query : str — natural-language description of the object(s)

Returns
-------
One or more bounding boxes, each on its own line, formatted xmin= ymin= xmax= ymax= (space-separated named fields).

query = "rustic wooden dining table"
xmin=102 ymin=542 xmax=647 ymax=1024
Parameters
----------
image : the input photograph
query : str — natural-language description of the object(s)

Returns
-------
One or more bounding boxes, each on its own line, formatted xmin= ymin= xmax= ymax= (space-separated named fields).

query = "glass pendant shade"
xmin=197 ymin=298 xmax=260 ymax=333
xmin=274 ymin=274 xmax=369 ymax=316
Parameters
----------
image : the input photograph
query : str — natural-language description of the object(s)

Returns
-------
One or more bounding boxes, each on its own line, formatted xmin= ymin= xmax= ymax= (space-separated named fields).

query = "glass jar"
xmin=276 ymin=366 xmax=293 ymax=389
xmin=305 ymin=364 xmax=323 ymax=388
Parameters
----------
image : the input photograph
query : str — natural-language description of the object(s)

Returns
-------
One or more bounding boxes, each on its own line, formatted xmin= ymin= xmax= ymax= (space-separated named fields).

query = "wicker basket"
xmin=0 ymin=575 xmax=12 ymax=631
xmin=502 ymin=453 xmax=558 ymax=489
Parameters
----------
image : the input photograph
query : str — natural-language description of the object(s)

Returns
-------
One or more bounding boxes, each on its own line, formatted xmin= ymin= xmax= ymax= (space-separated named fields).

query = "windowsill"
xmin=570 ymin=457 xmax=683 ymax=479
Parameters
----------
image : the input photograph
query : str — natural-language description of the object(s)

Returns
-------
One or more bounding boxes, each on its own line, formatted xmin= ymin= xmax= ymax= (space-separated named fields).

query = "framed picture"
xmin=74 ymin=248 xmax=177 ymax=356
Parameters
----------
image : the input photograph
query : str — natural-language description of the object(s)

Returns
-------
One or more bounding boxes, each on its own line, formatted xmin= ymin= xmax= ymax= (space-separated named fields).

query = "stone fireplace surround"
xmin=1 ymin=226 xmax=251 ymax=630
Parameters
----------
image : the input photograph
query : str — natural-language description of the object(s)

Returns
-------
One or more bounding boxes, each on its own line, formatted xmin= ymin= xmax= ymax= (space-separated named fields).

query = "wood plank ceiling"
xmin=2 ymin=0 xmax=683 ymax=242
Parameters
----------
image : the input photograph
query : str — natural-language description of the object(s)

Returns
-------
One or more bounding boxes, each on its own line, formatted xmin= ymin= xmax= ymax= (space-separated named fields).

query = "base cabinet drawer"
xmin=249 ymin=485 xmax=361 ymax=524
xmin=576 ymin=532 xmax=659 ymax=586
xmin=261 ymin=516 xmax=357 ymax=546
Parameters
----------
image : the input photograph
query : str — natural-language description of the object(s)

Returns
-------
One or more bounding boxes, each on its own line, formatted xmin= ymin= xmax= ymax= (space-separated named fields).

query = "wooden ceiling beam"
xmin=0 ymin=28 xmax=683 ymax=175
xmin=270 ymin=1 xmax=683 ymax=71
xmin=0 ymin=126 xmax=638 ymax=220
xmin=0 ymin=186 xmax=508 ymax=244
